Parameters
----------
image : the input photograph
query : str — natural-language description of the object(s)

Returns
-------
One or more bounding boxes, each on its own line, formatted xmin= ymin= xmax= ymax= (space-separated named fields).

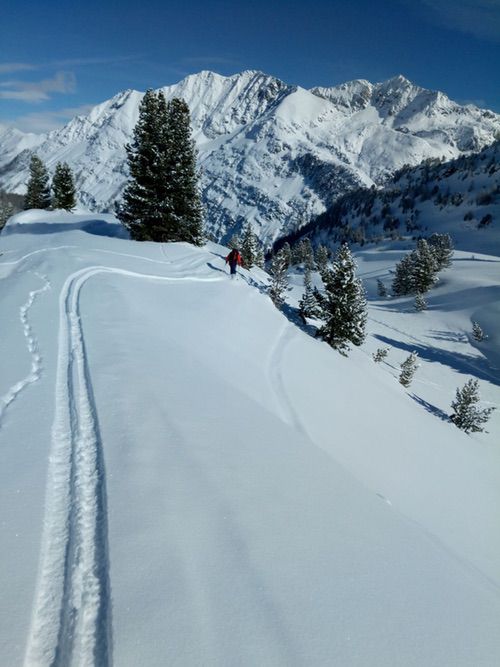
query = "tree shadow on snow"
xmin=373 ymin=334 xmax=500 ymax=386
xmin=427 ymin=329 xmax=468 ymax=344
xmin=410 ymin=394 xmax=450 ymax=422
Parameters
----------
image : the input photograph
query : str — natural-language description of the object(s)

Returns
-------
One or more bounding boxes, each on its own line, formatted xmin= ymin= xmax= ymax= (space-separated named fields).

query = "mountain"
xmin=1 ymin=70 xmax=499 ymax=246
xmin=281 ymin=139 xmax=500 ymax=255
xmin=0 ymin=210 xmax=499 ymax=665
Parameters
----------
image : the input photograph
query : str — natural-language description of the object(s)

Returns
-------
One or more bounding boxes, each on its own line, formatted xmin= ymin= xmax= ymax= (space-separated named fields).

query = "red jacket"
xmin=225 ymin=249 xmax=242 ymax=265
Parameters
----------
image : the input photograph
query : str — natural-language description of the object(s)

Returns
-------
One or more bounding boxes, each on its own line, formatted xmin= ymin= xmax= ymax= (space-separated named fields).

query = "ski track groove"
xmin=25 ymin=263 xmax=225 ymax=667
xmin=0 ymin=272 xmax=50 ymax=428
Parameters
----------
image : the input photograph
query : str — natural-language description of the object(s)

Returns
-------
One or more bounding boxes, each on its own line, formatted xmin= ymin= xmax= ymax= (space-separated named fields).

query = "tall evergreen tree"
xmin=315 ymin=244 xmax=330 ymax=273
xmin=165 ymin=97 xmax=204 ymax=245
xmin=241 ymin=222 xmax=257 ymax=268
xmin=52 ymin=162 xmax=76 ymax=210
xmin=24 ymin=154 xmax=51 ymax=210
xmin=316 ymin=243 xmax=367 ymax=355
xmin=116 ymin=91 xmax=203 ymax=244
xmin=268 ymin=248 xmax=289 ymax=309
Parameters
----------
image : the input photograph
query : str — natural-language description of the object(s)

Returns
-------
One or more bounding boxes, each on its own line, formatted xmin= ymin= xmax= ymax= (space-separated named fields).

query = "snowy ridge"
xmin=1 ymin=71 xmax=499 ymax=245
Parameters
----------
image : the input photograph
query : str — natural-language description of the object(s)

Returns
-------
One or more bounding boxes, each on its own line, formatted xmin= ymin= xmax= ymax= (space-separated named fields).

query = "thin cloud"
xmin=8 ymin=104 xmax=95 ymax=133
xmin=0 ymin=62 xmax=38 ymax=74
xmin=0 ymin=71 xmax=76 ymax=103
xmin=408 ymin=0 xmax=500 ymax=42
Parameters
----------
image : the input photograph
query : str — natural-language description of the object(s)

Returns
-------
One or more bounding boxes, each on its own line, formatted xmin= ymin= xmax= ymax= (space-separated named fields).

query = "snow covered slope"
xmin=1 ymin=71 xmax=499 ymax=245
xmin=0 ymin=211 xmax=499 ymax=666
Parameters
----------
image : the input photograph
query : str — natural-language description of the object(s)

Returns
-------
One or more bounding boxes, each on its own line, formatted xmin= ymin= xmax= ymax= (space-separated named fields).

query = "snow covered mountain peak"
xmin=1 ymin=70 xmax=499 ymax=245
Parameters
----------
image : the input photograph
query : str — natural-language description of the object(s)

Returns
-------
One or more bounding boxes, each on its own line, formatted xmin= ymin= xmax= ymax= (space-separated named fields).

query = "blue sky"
xmin=1 ymin=0 xmax=499 ymax=132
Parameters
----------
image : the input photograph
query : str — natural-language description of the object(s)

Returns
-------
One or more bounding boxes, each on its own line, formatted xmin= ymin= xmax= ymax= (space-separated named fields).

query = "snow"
xmin=0 ymin=211 xmax=499 ymax=666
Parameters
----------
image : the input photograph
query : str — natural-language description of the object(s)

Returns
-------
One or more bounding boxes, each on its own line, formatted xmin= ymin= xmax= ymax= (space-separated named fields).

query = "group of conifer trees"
xmin=24 ymin=155 xmax=76 ymax=211
xmin=116 ymin=90 xmax=203 ymax=245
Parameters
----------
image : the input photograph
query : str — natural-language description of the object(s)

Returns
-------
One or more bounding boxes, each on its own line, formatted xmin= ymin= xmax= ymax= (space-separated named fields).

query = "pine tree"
xmin=412 ymin=239 xmax=438 ymax=294
xmin=116 ymin=89 xmax=168 ymax=240
xmin=301 ymin=238 xmax=315 ymax=270
xmin=414 ymin=293 xmax=427 ymax=311
xmin=373 ymin=347 xmax=389 ymax=362
xmin=116 ymin=91 xmax=203 ymax=244
xmin=472 ymin=321 xmax=487 ymax=341
xmin=52 ymin=162 xmax=76 ymax=211
xmin=315 ymin=244 xmax=330 ymax=273
xmin=399 ymin=352 xmax=418 ymax=387
xmin=268 ymin=248 xmax=289 ymax=308
xmin=24 ymin=154 xmax=51 ymax=210
xmin=428 ymin=233 xmax=454 ymax=270
xmin=254 ymin=244 xmax=265 ymax=268
xmin=165 ymin=97 xmax=204 ymax=245
xmin=377 ymin=279 xmax=388 ymax=297
xmin=241 ymin=222 xmax=257 ymax=268
xmin=450 ymin=379 xmax=495 ymax=433
xmin=281 ymin=242 xmax=292 ymax=269
xmin=316 ymin=243 xmax=367 ymax=355
xmin=298 ymin=265 xmax=321 ymax=320
xmin=392 ymin=253 xmax=417 ymax=296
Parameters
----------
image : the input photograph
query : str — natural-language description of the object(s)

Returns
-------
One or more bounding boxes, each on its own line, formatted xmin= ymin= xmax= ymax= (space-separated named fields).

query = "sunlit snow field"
xmin=0 ymin=210 xmax=499 ymax=666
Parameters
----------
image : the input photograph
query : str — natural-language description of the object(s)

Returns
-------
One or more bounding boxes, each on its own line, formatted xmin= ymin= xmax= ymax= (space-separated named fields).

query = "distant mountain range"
xmin=1 ymin=70 xmax=499 ymax=246
xmin=277 ymin=139 xmax=500 ymax=256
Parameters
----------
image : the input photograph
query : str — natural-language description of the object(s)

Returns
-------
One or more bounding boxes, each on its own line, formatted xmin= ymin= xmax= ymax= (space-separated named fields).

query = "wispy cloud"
xmin=0 ymin=71 xmax=76 ymax=103
xmin=0 ymin=62 xmax=38 ymax=74
xmin=409 ymin=0 xmax=500 ymax=42
xmin=9 ymin=104 xmax=95 ymax=133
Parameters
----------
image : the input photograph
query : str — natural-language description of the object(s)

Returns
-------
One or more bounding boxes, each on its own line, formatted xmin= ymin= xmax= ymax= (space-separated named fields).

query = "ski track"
xmin=268 ymin=323 xmax=308 ymax=435
xmin=0 ymin=272 xmax=50 ymax=428
xmin=24 ymin=263 xmax=225 ymax=667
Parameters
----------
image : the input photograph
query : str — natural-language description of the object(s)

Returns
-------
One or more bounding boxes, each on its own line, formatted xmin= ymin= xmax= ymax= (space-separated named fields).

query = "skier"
xmin=225 ymin=247 xmax=243 ymax=277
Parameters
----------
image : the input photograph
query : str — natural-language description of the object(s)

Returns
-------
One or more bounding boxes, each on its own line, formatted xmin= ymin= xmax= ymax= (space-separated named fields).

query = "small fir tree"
xmin=450 ymin=379 xmax=495 ymax=433
xmin=414 ymin=293 xmax=427 ymax=311
xmin=399 ymin=352 xmax=418 ymax=387
xmin=377 ymin=279 xmax=388 ymax=297
xmin=268 ymin=248 xmax=289 ymax=309
xmin=24 ymin=154 xmax=51 ymax=210
xmin=298 ymin=265 xmax=321 ymax=320
xmin=52 ymin=162 xmax=76 ymax=210
xmin=472 ymin=321 xmax=487 ymax=342
xmin=373 ymin=347 xmax=389 ymax=362
xmin=301 ymin=238 xmax=315 ymax=270
xmin=316 ymin=243 xmax=367 ymax=355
